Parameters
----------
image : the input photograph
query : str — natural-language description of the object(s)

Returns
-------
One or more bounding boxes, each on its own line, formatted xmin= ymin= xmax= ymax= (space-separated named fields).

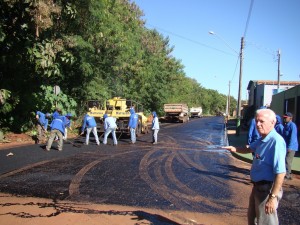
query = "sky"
xmin=133 ymin=0 xmax=300 ymax=100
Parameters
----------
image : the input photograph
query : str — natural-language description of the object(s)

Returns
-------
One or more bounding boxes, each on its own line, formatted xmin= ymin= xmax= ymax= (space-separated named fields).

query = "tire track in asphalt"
xmin=143 ymin=131 xmax=233 ymax=211
xmin=165 ymin=152 xmax=220 ymax=209
xmin=139 ymin=149 xmax=187 ymax=208
xmin=0 ymin=160 xmax=56 ymax=179
xmin=138 ymin=133 xmax=224 ymax=211
xmin=67 ymin=149 xmax=145 ymax=198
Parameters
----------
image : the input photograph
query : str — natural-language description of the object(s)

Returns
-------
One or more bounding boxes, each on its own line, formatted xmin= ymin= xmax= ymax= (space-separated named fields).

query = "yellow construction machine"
xmin=87 ymin=97 xmax=149 ymax=136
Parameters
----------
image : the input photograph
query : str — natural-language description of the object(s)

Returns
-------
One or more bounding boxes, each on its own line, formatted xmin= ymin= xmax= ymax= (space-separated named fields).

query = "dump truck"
xmin=87 ymin=97 xmax=149 ymax=136
xmin=189 ymin=106 xmax=203 ymax=118
xmin=163 ymin=103 xmax=189 ymax=123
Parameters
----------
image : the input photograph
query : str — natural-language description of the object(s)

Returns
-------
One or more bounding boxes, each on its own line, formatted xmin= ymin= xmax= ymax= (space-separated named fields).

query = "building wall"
xmin=249 ymin=82 xmax=297 ymax=109
xmin=270 ymin=85 xmax=300 ymax=123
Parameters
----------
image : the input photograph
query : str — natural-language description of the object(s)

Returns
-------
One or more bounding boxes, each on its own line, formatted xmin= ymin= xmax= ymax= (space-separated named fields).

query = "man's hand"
xmin=80 ymin=132 xmax=84 ymax=135
xmin=222 ymin=146 xmax=237 ymax=152
xmin=265 ymin=197 xmax=277 ymax=215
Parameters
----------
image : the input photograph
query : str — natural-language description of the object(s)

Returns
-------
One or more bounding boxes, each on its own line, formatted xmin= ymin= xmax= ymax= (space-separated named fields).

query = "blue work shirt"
xmin=52 ymin=110 xmax=61 ymax=119
xmin=81 ymin=114 xmax=97 ymax=132
xmin=128 ymin=109 xmax=138 ymax=128
xmin=50 ymin=115 xmax=66 ymax=135
xmin=274 ymin=115 xmax=284 ymax=136
xmin=250 ymin=129 xmax=286 ymax=182
xmin=64 ymin=117 xmax=71 ymax=128
xmin=247 ymin=118 xmax=260 ymax=145
xmin=36 ymin=111 xmax=49 ymax=130
xmin=283 ymin=121 xmax=299 ymax=151
xmin=104 ymin=116 xmax=117 ymax=130
xmin=152 ymin=112 xmax=160 ymax=130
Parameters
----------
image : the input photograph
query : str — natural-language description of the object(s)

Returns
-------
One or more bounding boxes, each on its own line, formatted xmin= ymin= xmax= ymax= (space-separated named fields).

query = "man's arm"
xmin=270 ymin=172 xmax=285 ymax=197
xmin=265 ymin=172 xmax=285 ymax=214
xmin=222 ymin=145 xmax=253 ymax=154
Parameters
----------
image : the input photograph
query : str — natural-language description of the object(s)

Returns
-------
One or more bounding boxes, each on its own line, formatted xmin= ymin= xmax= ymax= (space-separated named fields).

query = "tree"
xmin=0 ymin=0 xmax=237 ymax=132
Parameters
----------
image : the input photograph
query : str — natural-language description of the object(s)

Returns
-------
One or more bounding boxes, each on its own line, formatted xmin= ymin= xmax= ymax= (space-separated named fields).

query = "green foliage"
xmin=32 ymin=85 xmax=77 ymax=116
xmin=28 ymin=40 xmax=61 ymax=77
xmin=0 ymin=0 xmax=238 ymax=132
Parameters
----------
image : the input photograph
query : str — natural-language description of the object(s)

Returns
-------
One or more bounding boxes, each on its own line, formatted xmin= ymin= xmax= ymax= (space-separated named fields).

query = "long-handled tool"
xmin=99 ymin=132 xmax=105 ymax=139
xmin=64 ymin=134 xmax=82 ymax=148
xmin=117 ymin=131 xmax=123 ymax=140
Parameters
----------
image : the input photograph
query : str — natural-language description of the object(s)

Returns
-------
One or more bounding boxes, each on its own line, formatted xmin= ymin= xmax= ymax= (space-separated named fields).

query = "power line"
xmin=147 ymin=24 xmax=236 ymax=57
xmin=243 ymin=0 xmax=255 ymax=38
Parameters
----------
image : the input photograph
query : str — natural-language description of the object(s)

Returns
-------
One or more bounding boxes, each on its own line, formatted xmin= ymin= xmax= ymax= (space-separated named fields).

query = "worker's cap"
xmin=66 ymin=113 xmax=72 ymax=117
xmin=283 ymin=112 xmax=293 ymax=118
xmin=103 ymin=114 xmax=108 ymax=119
xmin=46 ymin=113 xmax=51 ymax=117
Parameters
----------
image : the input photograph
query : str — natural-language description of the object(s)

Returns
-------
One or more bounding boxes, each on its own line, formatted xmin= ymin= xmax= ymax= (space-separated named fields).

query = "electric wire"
xmin=243 ymin=0 xmax=254 ymax=38
xmin=230 ymin=0 xmax=255 ymax=84
xmin=147 ymin=24 xmax=236 ymax=57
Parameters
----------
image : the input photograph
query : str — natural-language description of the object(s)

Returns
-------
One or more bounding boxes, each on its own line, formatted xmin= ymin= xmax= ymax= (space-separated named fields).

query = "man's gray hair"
xmin=256 ymin=108 xmax=276 ymax=123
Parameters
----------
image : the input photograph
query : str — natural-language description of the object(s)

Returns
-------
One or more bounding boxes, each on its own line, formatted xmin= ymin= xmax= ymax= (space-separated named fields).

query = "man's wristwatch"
xmin=269 ymin=193 xmax=276 ymax=199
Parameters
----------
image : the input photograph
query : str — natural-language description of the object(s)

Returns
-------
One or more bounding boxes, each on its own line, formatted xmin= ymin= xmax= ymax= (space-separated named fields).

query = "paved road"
xmin=0 ymin=116 xmax=299 ymax=224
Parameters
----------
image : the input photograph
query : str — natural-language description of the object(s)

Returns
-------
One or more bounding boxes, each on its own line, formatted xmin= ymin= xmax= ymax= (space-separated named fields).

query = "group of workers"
xmin=36 ymin=108 xmax=160 ymax=151
xmin=35 ymin=108 xmax=72 ymax=151
xmin=80 ymin=109 xmax=160 ymax=146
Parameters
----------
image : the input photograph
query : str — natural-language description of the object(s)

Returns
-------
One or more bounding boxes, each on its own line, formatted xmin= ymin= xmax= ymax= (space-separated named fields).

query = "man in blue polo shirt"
xmin=80 ymin=113 xmax=100 ymax=146
xmin=35 ymin=111 xmax=51 ymax=144
xmin=282 ymin=112 xmax=299 ymax=180
xmin=102 ymin=114 xmax=117 ymax=146
xmin=46 ymin=115 xmax=66 ymax=151
xmin=128 ymin=108 xmax=138 ymax=144
xmin=223 ymin=109 xmax=286 ymax=225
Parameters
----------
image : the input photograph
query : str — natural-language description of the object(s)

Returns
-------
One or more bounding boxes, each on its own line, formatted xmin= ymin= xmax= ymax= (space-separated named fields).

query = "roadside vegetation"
xmin=0 ymin=0 xmax=237 ymax=136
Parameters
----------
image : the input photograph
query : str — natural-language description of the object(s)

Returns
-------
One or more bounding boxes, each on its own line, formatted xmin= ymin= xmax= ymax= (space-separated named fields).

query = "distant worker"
xmin=46 ymin=115 xmax=66 ymax=151
xmin=63 ymin=113 xmax=72 ymax=140
xmin=247 ymin=118 xmax=261 ymax=145
xmin=152 ymin=111 xmax=160 ymax=144
xmin=80 ymin=114 xmax=100 ymax=146
xmin=274 ymin=115 xmax=284 ymax=137
xmin=128 ymin=108 xmax=138 ymax=144
xmin=52 ymin=108 xmax=62 ymax=119
xmin=35 ymin=111 xmax=51 ymax=144
xmin=102 ymin=114 xmax=118 ymax=146
xmin=52 ymin=108 xmax=62 ymax=141
xmin=223 ymin=108 xmax=286 ymax=225
xmin=282 ymin=112 xmax=299 ymax=180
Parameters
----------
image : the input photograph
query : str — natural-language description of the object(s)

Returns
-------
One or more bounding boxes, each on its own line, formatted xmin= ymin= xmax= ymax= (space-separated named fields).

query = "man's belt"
xmin=252 ymin=180 xmax=273 ymax=186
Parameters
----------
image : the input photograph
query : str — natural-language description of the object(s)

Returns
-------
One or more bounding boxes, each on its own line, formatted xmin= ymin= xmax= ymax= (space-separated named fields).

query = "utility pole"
xmin=228 ymin=81 xmax=231 ymax=116
xmin=277 ymin=49 xmax=281 ymax=90
xmin=236 ymin=37 xmax=244 ymax=136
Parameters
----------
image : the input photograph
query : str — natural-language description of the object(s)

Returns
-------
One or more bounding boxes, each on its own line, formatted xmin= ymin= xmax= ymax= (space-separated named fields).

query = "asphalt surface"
xmin=0 ymin=116 xmax=300 ymax=225
xmin=0 ymin=117 xmax=235 ymax=209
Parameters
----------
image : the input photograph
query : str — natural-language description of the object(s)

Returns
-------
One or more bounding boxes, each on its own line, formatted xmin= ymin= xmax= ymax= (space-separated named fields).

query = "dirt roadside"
xmin=0 ymin=191 xmax=248 ymax=225
xmin=0 ymin=133 xmax=35 ymax=150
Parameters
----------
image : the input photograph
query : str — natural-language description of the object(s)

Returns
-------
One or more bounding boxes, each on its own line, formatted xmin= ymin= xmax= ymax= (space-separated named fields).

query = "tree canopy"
xmin=0 ymin=0 xmax=237 ymax=132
